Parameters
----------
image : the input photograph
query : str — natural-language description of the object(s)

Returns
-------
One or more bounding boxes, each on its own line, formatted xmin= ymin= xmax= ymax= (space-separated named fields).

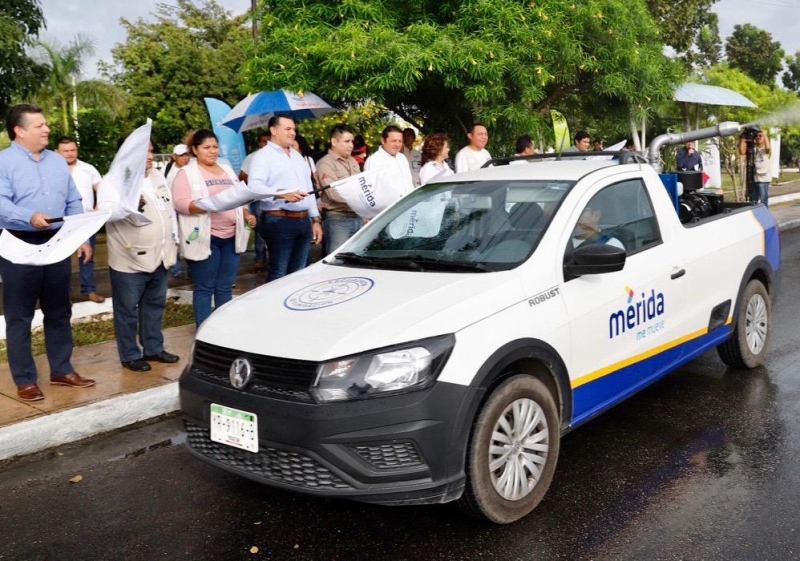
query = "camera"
xmin=739 ymin=126 xmax=760 ymax=142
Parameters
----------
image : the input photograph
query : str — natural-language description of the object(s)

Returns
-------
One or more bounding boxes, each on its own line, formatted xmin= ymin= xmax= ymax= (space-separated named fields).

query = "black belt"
xmin=6 ymin=229 xmax=58 ymax=244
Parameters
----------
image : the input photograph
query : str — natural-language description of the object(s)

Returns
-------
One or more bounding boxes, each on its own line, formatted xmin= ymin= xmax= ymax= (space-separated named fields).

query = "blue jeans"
xmin=323 ymin=212 xmax=362 ymax=255
xmin=187 ymin=235 xmax=240 ymax=326
xmin=110 ymin=265 xmax=168 ymax=363
xmin=79 ymin=234 xmax=97 ymax=294
xmin=170 ymin=259 xmax=186 ymax=278
xmin=259 ymin=214 xmax=312 ymax=282
xmin=754 ymin=182 xmax=770 ymax=206
xmin=0 ymin=254 xmax=74 ymax=385
xmin=251 ymin=202 xmax=267 ymax=262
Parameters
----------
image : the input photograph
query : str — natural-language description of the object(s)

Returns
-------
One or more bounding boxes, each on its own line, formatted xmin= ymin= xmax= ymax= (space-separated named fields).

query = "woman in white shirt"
xmin=419 ymin=133 xmax=454 ymax=186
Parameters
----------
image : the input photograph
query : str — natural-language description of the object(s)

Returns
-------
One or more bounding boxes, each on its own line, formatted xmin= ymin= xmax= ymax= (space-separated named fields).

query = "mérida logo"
xmin=609 ymin=287 xmax=665 ymax=339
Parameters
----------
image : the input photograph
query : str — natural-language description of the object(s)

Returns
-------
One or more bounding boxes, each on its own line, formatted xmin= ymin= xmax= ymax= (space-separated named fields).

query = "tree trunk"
xmin=61 ymin=98 xmax=70 ymax=134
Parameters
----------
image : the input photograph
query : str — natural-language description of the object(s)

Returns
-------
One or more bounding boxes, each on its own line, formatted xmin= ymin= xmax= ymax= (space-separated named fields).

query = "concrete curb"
xmin=771 ymin=192 xmax=800 ymax=205
xmin=0 ymin=382 xmax=178 ymax=461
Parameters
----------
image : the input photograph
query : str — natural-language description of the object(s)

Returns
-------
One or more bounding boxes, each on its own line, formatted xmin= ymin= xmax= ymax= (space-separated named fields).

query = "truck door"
xmin=559 ymin=177 xmax=689 ymax=424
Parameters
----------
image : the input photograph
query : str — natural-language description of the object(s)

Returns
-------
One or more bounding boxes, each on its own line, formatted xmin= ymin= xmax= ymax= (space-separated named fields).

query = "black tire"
xmin=718 ymin=279 xmax=771 ymax=369
xmin=458 ymin=374 xmax=560 ymax=524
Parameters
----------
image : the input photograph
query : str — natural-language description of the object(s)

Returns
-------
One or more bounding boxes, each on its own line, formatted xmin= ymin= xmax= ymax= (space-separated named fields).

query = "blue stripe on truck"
xmin=753 ymin=205 xmax=780 ymax=271
xmin=570 ymin=325 xmax=732 ymax=427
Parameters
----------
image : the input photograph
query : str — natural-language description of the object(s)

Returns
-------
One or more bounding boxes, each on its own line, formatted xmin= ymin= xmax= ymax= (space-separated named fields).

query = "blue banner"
xmin=203 ymin=97 xmax=246 ymax=174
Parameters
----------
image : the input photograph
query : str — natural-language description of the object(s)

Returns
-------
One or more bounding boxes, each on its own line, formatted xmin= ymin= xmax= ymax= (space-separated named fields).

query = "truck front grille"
xmin=185 ymin=423 xmax=352 ymax=490
xmin=192 ymin=340 xmax=318 ymax=401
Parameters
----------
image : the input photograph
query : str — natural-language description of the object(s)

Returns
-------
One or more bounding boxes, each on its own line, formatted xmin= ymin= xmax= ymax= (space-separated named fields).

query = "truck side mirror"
xmin=564 ymin=244 xmax=626 ymax=277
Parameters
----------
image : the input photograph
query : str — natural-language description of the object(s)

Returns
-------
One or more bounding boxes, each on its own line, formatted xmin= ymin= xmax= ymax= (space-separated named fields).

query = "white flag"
xmin=330 ymin=167 xmax=404 ymax=219
xmin=194 ymin=180 xmax=260 ymax=212
xmin=0 ymin=210 xmax=111 ymax=266
xmin=700 ymin=139 xmax=722 ymax=189
xmin=97 ymin=120 xmax=152 ymax=223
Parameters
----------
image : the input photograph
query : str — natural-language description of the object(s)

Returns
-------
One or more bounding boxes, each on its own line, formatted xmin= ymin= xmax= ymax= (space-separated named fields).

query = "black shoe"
xmin=122 ymin=359 xmax=152 ymax=372
xmin=144 ymin=351 xmax=180 ymax=364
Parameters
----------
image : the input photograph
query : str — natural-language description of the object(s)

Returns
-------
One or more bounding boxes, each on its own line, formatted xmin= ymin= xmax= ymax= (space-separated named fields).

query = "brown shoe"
xmin=17 ymin=383 xmax=44 ymax=402
xmin=84 ymin=292 xmax=106 ymax=303
xmin=253 ymin=260 xmax=265 ymax=273
xmin=50 ymin=372 xmax=95 ymax=388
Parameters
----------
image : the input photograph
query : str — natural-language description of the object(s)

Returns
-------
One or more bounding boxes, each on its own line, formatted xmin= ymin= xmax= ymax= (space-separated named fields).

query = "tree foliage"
xmin=645 ymin=0 xmax=721 ymax=69
xmin=0 ymin=0 xmax=47 ymax=115
xmin=782 ymin=52 xmax=800 ymax=93
xmin=102 ymin=0 xmax=250 ymax=149
xmin=32 ymin=35 xmax=127 ymax=135
xmin=47 ymin=109 xmax=125 ymax=173
xmin=248 ymin=0 xmax=682 ymax=151
xmin=725 ymin=24 xmax=784 ymax=87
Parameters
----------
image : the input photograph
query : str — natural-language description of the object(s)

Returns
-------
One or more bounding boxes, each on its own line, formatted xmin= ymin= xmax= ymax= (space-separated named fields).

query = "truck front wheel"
xmin=458 ymin=374 xmax=560 ymax=524
xmin=718 ymin=279 xmax=771 ymax=369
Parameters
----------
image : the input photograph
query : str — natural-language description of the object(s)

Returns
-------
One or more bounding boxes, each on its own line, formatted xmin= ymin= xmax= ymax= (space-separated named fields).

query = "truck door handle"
xmin=671 ymin=268 xmax=686 ymax=280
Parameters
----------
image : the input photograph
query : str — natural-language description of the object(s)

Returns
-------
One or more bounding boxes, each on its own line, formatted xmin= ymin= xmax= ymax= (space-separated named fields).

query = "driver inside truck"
xmin=571 ymin=201 xmax=625 ymax=250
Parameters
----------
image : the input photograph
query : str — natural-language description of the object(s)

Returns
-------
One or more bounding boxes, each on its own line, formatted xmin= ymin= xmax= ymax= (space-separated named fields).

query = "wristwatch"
xmin=311 ymin=217 xmax=322 ymax=224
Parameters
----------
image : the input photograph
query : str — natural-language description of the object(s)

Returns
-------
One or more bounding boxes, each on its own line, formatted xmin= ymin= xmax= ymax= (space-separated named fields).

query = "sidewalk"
xmin=2 ymin=190 xmax=800 ymax=462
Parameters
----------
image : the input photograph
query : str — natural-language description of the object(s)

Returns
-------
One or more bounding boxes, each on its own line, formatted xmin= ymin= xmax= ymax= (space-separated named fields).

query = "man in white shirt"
xmin=402 ymin=128 xmax=422 ymax=188
xmin=455 ymin=123 xmax=491 ymax=173
xmin=364 ymin=125 xmax=414 ymax=198
xmin=238 ymin=131 xmax=270 ymax=183
xmin=55 ymin=136 xmax=105 ymax=303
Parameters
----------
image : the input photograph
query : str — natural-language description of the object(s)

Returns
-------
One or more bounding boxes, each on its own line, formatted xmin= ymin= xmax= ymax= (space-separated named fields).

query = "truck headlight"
xmin=311 ymin=335 xmax=455 ymax=403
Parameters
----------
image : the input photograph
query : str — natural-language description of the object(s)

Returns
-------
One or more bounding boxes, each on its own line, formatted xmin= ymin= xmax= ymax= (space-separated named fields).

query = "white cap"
xmin=173 ymin=144 xmax=189 ymax=155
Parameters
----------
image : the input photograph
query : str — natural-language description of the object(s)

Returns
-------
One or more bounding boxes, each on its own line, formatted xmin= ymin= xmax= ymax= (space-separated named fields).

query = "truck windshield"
xmin=333 ymin=179 xmax=574 ymax=272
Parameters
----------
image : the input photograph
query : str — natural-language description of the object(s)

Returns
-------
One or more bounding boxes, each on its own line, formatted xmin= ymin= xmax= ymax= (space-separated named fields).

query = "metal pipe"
xmin=648 ymin=121 xmax=742 ymax=173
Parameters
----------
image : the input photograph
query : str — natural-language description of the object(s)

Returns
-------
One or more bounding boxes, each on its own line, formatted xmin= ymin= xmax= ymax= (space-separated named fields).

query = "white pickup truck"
xmin=179 ymin=124 xmax=780 ymax=524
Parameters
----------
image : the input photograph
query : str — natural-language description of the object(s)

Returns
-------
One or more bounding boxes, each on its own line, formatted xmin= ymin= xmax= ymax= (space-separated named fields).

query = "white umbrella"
xmin=221 ymin=90 xmax=336 ymax=133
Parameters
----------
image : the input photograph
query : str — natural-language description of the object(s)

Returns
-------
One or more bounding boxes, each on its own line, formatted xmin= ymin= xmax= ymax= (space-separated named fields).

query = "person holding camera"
xmin=738 ymin=129 xmax=772 ymax=206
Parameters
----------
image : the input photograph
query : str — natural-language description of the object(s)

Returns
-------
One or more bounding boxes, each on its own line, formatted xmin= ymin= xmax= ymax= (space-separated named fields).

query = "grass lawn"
xmin=0 ymin=300 xmax=194 ymax=363
xmin=717 ymin=170 xmax=799 ymax=197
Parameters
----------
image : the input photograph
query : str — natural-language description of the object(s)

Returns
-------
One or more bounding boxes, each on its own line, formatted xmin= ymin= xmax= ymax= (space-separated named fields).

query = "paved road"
xmin=2 ymin=231 xmax=800 ymax=560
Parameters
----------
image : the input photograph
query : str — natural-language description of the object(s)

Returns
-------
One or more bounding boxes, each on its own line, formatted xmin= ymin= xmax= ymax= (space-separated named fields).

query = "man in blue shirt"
xmin=676 ymin=141 xmax=703 ymax=171
xmin=249 ymin=115 xmax=323 ymax=282
xmin=0 ymin=104 xmax=95 ymax=402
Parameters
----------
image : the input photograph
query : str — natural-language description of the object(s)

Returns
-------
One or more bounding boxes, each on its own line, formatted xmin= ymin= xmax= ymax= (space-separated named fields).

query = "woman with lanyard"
xmin=171 ymin=129 xmax=256 ymax=326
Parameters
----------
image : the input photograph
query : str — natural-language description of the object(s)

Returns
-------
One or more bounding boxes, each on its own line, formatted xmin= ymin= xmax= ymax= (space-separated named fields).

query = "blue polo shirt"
xmin=0 ymin=141 xmax=83 ymax=231
xmin=249 ymin=142 xmax=319 ymax=217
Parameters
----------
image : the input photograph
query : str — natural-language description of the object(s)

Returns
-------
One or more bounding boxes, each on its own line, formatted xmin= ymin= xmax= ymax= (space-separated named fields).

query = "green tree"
xmin=782 ymin=52 xmax=800 ymax=93
xmin=248 ymin=0 xmax=682 ymax=151
xmin=0 ymin=0 xmax=47 ymax=115
xmin=33 ymin=35 xmax=126 ymax=135
xmin=103 ymin=0 xmax=250 ymax=149
xmin=645 ymin=0 xmax=721 ymax=69
xmin=693 ymin=16 xmax=723 ymax=68
xmin=725 ymin=24 xmax=784 ymax=86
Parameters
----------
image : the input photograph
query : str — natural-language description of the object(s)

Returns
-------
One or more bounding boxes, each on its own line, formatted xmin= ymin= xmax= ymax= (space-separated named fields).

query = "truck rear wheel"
xmin=718 ymin=279 xmax=771 ymax=369
xmin=458 ymin=374 xmax=560 ymax=524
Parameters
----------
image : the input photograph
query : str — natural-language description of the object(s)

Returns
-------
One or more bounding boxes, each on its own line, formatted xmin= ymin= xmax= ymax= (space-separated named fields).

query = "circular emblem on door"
xmin=284 ymin=277 xmax=374 ymax=311
xmin=229 ymin=357 xmax=253 ymax=389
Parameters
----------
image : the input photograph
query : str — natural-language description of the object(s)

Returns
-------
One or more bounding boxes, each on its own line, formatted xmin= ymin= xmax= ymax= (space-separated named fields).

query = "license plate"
xmin=210 ymin=404 xmax=258 ymax=453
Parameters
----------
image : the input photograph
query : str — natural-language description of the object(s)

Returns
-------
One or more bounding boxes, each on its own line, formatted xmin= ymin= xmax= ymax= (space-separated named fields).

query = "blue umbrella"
xmin=220 ymin=89 xmax=336 ymax=133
